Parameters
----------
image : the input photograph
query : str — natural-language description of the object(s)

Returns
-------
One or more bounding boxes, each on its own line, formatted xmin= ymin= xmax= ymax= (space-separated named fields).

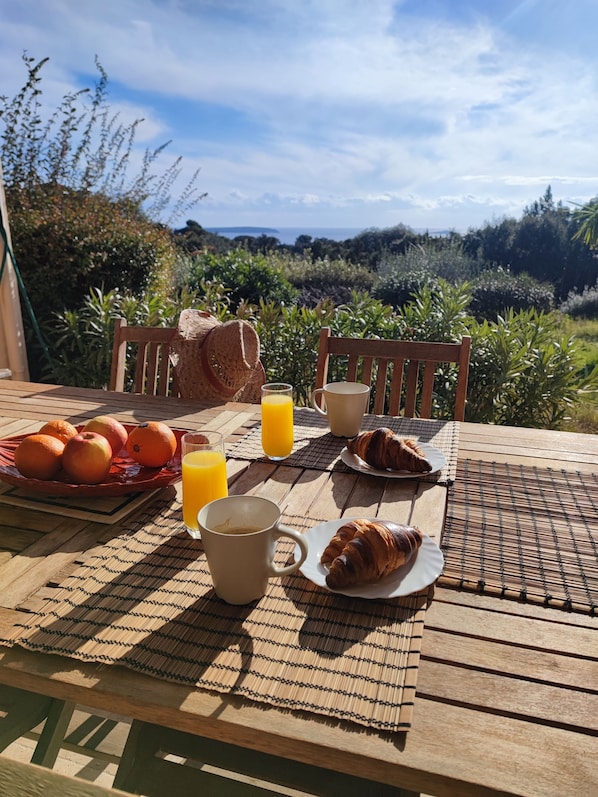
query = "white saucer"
xmin=340 ymin=442 xmax=446 ymax=479
xmin=295 ymin=518 xmax=444 ymax=598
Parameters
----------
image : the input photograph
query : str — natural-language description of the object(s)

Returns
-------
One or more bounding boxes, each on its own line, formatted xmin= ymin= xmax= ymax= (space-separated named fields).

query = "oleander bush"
xmin=466 ymin=308 xmax=598 ymax=428
xmin=50 ymin=278 xmax=598 ymax=428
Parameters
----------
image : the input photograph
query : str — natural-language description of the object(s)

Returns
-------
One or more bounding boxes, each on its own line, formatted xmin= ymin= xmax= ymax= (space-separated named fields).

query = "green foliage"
xmin=0 ymin=54 xmax=204 ymax=219
xmin=373 ymin=265 xmax=435 ymax=309
xmin=462 ymin=187 xmax=596 ymax=299
xmin=283 ymin=253 xmax=376 ymax=306
xmin=571 ymin=196 xmax=598 ymax=248
xmin=44 ymin=284 xmax=233 ymax=388
xmin=559 ymin=281 xmax=598 ymax=319
xmin=256 ymin=300 xmax=336 ymax=406
xmin=257 ymin=292 xmax=404 ymax=405
xmin=382 ymin=281 xmax=472 ymax=419
xmin=173 ymin=220 xmax=234 ymax=255
xmin=43 ymin=287 xmax=178 ymax=388
xmin=398 ymin=281 xmax=472 ymax=341
xmin=188 ymin=250 xmax=298 ymax=311
xmin=466 ymin=309 xmax=598 ymax=428
xmin=0 ymin=53 xmax=205 ymax=380
xmin=374 ymin=240 xmax=477 ymax=308
xmin=9 ymin=185 xmax=178 ymax=379
xmin=10 ymin=186 xmax=177 ymax=318
xmin=257 ymin=286 xmax=471 ymax=414
xmin=469 ymin=268 xmax=555 ymax=320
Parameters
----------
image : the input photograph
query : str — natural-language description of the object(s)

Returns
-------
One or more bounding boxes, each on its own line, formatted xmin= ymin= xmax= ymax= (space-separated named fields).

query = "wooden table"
xmin=0 ymin=380 xmax=596 ymax=797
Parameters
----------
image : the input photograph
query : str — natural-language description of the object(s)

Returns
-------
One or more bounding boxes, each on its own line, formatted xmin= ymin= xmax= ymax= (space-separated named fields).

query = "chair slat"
xmin=388 ymin=359 xmax=405 ymax=416
xmin=346 ymin=355 xmax=359 ymax=382
xmin=360 ymin=356 xmax=374 ymax=386
xmin=133 ymin=341 xmax=149 ymax=394
xmin=403 ymin=360 xmax=419 ymax=417
xmin=420 ymin=361 xmax=436 ymax=418
xmin=373 ymin=359 xmax=389 ymax=414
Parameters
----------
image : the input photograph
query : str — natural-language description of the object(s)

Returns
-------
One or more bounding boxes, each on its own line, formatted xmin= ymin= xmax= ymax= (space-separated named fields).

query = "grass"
xmin=560 ymin=315 xmax=598 ymax=433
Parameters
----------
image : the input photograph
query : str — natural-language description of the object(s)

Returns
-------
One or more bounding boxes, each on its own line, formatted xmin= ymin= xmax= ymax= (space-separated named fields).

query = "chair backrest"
xmin=109 ymin=318 xmax=178 ymax=396
xmin=315 ymin=327 xmax=471 ymax=421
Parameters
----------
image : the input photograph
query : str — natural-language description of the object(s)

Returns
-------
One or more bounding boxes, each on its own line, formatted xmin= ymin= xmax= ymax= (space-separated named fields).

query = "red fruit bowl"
xmin=0 ymin=424 xmax=185 ymax=496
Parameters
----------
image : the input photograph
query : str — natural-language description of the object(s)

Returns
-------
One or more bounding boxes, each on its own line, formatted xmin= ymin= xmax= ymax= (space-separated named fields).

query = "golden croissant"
xmin=321 ymin=519 xmax=423 ymax=589
xmin=347 ymin=427 xmax=431 ymax=472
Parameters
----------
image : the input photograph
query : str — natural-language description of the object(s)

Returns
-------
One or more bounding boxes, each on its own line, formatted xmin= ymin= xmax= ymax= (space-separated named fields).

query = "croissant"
xmin=347 ymin=427 xmax=431 ymax=472
xmin=322 ymin=519 xmax=423 ymax=589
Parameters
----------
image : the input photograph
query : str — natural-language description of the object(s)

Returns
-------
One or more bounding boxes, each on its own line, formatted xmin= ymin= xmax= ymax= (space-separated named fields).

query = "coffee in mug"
xmin=198 ymin=496 xmax=308 ymax=604
xmin=311 ymin=381 xmax=370 ymax=437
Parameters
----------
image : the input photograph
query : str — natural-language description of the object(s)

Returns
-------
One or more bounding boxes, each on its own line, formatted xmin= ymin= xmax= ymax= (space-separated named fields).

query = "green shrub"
xmin=469 ymin=267 xmax=554 ymax=320
xmin=188 ymin=250 xmax=297 ymax=311
xmin=284 ymin=254 xmax=376 ymax=307
xmin=373 ymin=266 xmax=436 ymax=309
xmin=466 ymin=308 xmax=597 ymax=428
xmin=10 ymin=186 xmax=177 ymax=320
xmin=10 ymin=186 xmax=178 ymax=379
xmin=559 ymin=281 xmax=598 ymax=319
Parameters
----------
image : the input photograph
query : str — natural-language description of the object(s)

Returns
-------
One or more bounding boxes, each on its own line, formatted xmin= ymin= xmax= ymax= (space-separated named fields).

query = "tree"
xmin=0 ymin=54 xmax=205 ymax=379
xmin=572 ymin=196 xmax=598 ymax=248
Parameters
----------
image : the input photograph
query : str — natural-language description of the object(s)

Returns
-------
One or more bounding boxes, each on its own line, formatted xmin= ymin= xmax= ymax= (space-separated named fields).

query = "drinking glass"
xmin=261 ymin=383 xmax=294 ymax=460
xmin=181 ymin=431 xmax=228 ymax=538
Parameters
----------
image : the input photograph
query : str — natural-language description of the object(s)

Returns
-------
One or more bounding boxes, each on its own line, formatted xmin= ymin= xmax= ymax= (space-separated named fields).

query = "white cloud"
xmin=2 ymin=0 xmax=598 ymax=230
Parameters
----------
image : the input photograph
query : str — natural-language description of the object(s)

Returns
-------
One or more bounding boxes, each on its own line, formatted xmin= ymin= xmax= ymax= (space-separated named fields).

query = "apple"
xmin=62 ymin=432 xmax=113 ymax=484
xmin=83 ymin=415 xmax=128 ymax=456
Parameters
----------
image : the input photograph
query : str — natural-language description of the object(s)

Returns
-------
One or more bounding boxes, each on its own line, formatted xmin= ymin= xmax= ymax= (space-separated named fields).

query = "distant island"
xmin=206 ymin=226 xmax=280 ymax=235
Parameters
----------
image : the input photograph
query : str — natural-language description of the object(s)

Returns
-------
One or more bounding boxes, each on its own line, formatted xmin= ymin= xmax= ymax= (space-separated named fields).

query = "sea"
xmin=206 ymin=226 xmax=368 ymax=246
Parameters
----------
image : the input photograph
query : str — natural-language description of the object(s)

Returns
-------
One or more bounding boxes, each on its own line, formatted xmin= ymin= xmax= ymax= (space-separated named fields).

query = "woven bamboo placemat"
xmin=227 ymin=408 xmax=459 ymax=483
xmin=1 ymin=496 xmax=429 ymax=732
xmin=0 ymin=480 xmax=163 ymax=524
xmin=440 ymin=460 xmax=598 ymax=614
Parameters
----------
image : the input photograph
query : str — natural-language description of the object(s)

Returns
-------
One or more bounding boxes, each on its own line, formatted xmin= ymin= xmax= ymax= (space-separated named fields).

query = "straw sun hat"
xmin=170 ymin=309 xmax=266 ymax=403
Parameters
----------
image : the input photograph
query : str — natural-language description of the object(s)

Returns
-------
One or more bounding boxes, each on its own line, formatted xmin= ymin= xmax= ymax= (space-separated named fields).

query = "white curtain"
xmin=0 ymin=161 xmax=30 ymax=380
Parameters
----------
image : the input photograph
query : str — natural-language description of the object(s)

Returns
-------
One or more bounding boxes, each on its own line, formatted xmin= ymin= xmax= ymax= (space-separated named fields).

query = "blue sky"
xmin=1 ymin=0 xmax=598 ymax=233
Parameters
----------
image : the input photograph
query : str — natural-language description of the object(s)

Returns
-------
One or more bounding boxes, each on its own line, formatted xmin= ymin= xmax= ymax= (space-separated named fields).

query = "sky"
xmin=1 ymin=0 xmax=598 ymax=235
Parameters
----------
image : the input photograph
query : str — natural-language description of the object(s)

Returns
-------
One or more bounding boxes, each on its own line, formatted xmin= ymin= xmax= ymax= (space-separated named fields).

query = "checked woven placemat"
xmin=1 ymin=496 xmax=428 ymax=732
xmin=227 ymin=408 xmax=459 ymax=484
xmin=440 ymin=460 xmax=598 ymax=614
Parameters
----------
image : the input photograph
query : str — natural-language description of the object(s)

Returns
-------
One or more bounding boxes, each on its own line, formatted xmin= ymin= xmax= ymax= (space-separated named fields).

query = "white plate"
xmin=294 ymin=518 xmax=444 ymax=598
xmin=340 ymin=442 xmax=446 ymax=479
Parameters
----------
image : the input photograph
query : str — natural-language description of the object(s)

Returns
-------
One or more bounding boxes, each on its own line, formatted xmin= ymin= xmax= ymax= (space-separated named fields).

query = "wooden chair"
xmin=113 ymin=720 xmax=404 ymax=796
xmin=109 ymin=318 xmax=178 ymax=396
xmin=0 ymin=685 xmax=75 ymax=768
xmin=315 ymin=327 xmax=471 ymax=421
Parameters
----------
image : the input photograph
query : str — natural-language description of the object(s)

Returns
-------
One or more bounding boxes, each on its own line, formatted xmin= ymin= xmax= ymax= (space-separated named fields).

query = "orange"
xmin=126 ymin=421 xmax=177 ymax=468
xmin=14 ymin=434 xmax=65 ymax=480
xmin=39 ymin=419 xmax=79 ymax=444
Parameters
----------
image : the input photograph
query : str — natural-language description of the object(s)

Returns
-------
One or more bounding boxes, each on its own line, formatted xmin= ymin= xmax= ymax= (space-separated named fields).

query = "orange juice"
xmin=261 ymin=394 xmax=294 ymax=459
xmin=182 ymin=449 xmax=228 ymax=532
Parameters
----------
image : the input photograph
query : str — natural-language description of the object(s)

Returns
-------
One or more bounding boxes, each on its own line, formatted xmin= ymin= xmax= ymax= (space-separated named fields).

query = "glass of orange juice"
xmin=182 ymin=431 xmax=228 ymax=539
xmin=261 ymin=383 xmax=294 ymax=461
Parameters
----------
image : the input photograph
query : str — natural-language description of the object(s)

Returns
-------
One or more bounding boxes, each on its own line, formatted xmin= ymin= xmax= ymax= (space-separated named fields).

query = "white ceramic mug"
xmin=311 ymin=381 xmax=371 ymax=437
xmin=198 ymin=496 xmax=308 ymax=604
